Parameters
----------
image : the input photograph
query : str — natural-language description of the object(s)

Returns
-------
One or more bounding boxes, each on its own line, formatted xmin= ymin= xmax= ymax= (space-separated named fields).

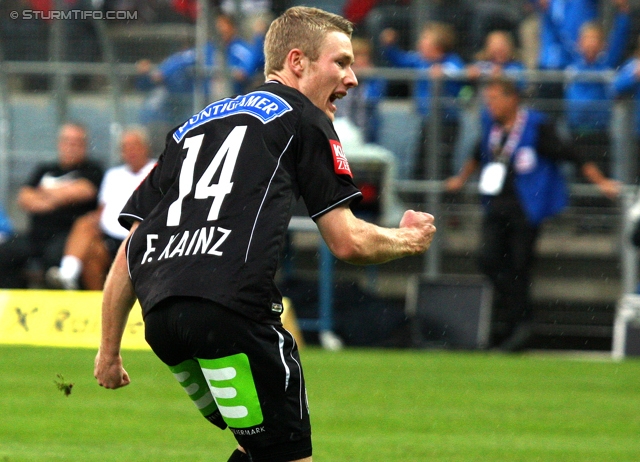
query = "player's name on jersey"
xmin=140 ymin=226 xmax=231 ymax=265
xmin=174 ymin=91 xmax=293 ymax=143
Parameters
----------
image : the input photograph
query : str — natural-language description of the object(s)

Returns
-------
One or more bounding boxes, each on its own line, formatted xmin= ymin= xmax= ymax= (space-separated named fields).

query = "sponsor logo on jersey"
xmin=173 ymin=91 xmax=293 ymax=143
xmin=329 ymin=140 xmax=352 ymax=177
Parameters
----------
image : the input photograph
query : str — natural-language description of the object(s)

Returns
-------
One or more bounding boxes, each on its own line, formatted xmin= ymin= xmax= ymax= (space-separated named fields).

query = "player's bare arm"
xmin=94 ymin=222 xmax=139 ymax=390
xmin=316 ymin=205 xmax=436 ymax=265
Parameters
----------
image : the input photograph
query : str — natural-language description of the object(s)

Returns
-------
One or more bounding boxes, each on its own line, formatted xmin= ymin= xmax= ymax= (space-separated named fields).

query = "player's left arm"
xmin=94 ymin=222 xmax=139 ymax=389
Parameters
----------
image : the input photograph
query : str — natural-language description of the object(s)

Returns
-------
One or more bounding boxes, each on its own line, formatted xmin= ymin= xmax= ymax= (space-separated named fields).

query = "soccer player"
xmin=94 ymin=7 xmax=436 ymax=462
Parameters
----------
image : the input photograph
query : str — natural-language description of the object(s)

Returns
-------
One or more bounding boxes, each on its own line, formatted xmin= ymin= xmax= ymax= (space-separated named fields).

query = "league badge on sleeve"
xmin=329 ymin=140 xmax=352 ymax=177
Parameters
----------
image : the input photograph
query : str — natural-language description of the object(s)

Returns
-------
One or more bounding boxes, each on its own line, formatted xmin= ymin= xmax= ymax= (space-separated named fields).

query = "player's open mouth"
xmin=329 ymin=93 xmax=345 ymax=112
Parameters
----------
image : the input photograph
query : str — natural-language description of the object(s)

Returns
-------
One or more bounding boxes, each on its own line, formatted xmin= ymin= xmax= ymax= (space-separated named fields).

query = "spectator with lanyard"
xmin=446 ymin=78 xmax=619 ymax=352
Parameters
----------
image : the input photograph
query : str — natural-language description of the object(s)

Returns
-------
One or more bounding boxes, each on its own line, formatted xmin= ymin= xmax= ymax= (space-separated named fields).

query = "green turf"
xmin=1 ymin=345 xmax=640 ymax=461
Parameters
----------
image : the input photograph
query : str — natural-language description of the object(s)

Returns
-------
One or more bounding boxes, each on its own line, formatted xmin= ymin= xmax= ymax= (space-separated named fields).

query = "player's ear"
xmin=287 ymin=49 xmax=306 ymax=77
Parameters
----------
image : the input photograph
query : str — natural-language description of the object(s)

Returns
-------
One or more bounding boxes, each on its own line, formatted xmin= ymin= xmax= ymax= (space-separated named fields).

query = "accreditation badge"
xmin=478 ymin=162 xmax=507 ymax=196
xmin=514 ymin=147 xmax=537 ymax=174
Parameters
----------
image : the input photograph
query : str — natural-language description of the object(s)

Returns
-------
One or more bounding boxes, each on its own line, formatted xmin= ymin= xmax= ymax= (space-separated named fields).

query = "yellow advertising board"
xmin=0 ymin=289 xmax=149 ymax=350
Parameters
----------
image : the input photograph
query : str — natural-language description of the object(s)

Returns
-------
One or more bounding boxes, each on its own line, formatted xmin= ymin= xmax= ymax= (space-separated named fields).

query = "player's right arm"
xmin=94 ymin=222 xmax=139 ymax=389
xmin=315 ymin=205 xmax=436 ymax=265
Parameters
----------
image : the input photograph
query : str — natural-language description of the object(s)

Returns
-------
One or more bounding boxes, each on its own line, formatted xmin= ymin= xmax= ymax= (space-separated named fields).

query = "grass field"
xmin=1 ymin=345 xmax=640 ymax=461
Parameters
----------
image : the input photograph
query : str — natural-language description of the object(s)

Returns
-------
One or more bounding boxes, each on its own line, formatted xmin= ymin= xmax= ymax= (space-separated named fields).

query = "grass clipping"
xmin=54 ymin=373 xmax=74 ymax=397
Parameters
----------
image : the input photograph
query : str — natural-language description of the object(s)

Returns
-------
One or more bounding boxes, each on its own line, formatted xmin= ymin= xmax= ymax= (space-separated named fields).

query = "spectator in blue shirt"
xmin=215 ymin=13 xmax=262 ymax=95
xmin=467 ymin=31 xmax=527 ymax=86
xmin=562 ymin=1 xmax=630 ymax=132
xmin=335 ymin=37 xmax=387 ymax=144
xmin=136 ymin=14 xmax=260 ymax=127
xmin=380 ymin=22 xmax=465 ymax=119
xmin=536 ymin=0 xmax=600 ymax=71
xmin=380 ymin=22 xmax=465 ymax=178
xmin=534 ymin=0 xmax=600 ymax=100
xmin=612 ymin=36 xmax=640 ymax=135
xmin=0 ymin=204 xmax=13 ymax=245
xmin=611 ymin=35 xmax=640 ymax=181
xmin=136 ymin=44 xmax=213 ymax=126
xmin=0 ymin=204 xmax=18 ymax=288
xmin=454 ymin=30 xmax=527 ymax=174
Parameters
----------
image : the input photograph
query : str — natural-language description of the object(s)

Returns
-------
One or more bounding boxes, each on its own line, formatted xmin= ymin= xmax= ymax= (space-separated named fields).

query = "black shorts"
xmin=144 ymin=296 xmax=311 ymax=461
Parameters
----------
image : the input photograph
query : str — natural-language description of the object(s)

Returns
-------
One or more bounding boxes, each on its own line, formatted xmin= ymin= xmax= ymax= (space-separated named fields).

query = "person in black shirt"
xmin=446 ymin=78 xmax=619 ymax=352
xmin=0 ymin=122 xmax=103 ymax=288
xmin=94 ymin=7 xmax=436 ymax=462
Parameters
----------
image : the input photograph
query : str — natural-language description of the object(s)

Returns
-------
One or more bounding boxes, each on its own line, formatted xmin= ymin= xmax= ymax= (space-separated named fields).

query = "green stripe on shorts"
xmin=168 ymin=359 xmax=219 ymax=418
xmin=198 ymin=353 xmax=264 ymax=428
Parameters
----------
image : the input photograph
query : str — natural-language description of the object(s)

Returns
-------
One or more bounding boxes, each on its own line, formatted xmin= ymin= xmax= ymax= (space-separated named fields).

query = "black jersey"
xmin=120 ymin=82 xmax=362 ymax=323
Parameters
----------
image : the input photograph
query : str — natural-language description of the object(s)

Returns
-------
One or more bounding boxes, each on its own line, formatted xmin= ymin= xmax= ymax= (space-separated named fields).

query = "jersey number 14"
xmin=167 ymin=126 xmax=247 ymax=226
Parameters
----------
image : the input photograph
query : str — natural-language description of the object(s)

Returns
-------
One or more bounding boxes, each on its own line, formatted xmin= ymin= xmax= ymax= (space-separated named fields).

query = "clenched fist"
xmin=399 ymin=210 xmax=436 ymax=255
xmin=94 ymin=350 xmax=131 ymax=390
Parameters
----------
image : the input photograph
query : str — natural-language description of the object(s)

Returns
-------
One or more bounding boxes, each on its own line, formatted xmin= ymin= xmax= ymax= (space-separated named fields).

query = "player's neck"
xmin=266 ymin=71 xmax=300 ymax=91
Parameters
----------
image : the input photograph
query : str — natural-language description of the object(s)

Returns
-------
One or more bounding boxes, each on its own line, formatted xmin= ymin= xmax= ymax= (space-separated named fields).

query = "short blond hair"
xmin=263 ymin=6 xmax=353 ymax=76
